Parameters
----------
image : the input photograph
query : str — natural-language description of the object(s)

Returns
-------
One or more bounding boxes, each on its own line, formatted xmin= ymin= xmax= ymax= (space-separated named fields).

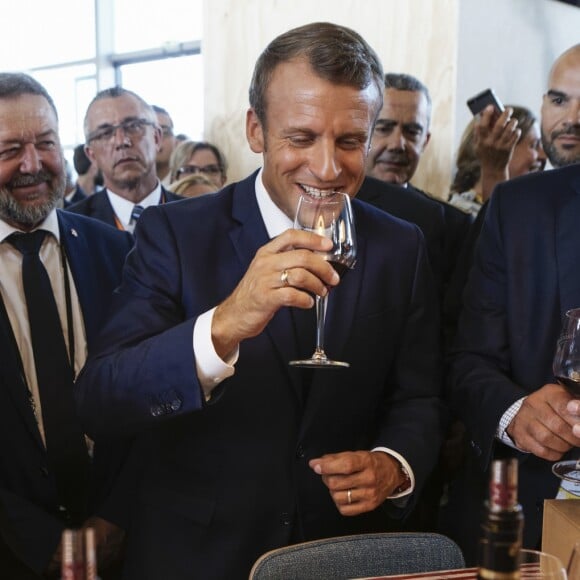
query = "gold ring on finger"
xmin=280 ymin=269 xmax=290 ymax=287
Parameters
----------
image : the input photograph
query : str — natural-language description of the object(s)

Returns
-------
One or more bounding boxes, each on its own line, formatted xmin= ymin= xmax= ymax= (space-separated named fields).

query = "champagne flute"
xmin=552 ymin=308 xmax=580 ymax=493
xmin=289 ymin=192 xmax=356 ymax=368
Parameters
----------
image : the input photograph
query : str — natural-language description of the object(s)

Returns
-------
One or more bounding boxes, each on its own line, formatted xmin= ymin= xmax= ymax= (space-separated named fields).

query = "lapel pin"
xmin=71 ymin=228 xmax=78 ymax=237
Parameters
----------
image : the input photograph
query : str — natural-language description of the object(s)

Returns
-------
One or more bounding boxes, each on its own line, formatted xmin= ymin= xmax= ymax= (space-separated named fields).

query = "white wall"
xmin=203 ymin=0 xmax=580 ymax=197
xmin=203 ymin=0 xmax=458 ymax=196
xmin=455 ymin=0 xmax=580 ymax=148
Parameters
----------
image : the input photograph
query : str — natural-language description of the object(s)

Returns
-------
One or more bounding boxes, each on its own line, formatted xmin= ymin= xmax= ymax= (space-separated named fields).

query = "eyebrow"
xmin=0 ymin=129 xmax=58 ymax=145
xmin=93 ymin=115 xmax=143 ymax=130
xmin=375 ymin=119 xmax=424 ymax=131
xmin=546 ymin=89 xmax=569 ymax=100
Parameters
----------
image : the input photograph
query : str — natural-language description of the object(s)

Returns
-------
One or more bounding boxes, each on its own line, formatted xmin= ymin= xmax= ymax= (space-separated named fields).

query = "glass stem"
xmin=313 ymin=294 xmax=328 ymax=360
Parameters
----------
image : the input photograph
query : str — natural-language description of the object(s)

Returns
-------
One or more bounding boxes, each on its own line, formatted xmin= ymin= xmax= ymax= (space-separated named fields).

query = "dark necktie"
xmin=8 ymin=230 xmax=90 ymax=525
xmin=130 ymin=204 xmax=144 ymax=224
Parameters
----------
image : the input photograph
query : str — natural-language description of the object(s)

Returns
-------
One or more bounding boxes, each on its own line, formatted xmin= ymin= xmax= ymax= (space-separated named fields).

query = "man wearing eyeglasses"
xmin=66 ymin=88 xmax=182 ymax=233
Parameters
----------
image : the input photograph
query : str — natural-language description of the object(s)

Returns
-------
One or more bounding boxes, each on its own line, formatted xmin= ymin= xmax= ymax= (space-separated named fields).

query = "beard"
xmin=0 ymin=170 xmax=66 ymax=228
xmin=542 ymin=125 xmax=580 ymax=168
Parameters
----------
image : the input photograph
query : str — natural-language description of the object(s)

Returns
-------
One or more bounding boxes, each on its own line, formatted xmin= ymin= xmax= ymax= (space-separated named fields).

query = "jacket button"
xmin=295 ymin=445 xmax=305 ymax=458
xmin=280 ymin=512 xmax=291 ymax=525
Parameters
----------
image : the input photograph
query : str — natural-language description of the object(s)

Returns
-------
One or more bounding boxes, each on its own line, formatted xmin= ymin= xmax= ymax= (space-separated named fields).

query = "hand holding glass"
xmin=552 ymin=307 xmax=580 ymax=490
xmin=289 ymin=193 xmax=356 ymax=368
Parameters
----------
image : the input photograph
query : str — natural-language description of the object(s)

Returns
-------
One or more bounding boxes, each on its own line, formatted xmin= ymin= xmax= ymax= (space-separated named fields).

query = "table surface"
xmin=355 ymin=568 xmax=478 ymax=580
xmin=357 ymin=563 xmax=546 ymax=580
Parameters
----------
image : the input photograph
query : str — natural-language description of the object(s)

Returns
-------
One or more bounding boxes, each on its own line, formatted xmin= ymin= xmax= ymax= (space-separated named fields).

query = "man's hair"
xmin=83 ymin=86 xmax=156 ymax=138
xmin=73 ymin=144 xmax=92 ymax=175
xmin=0 ymin=72 xmax=58 ymax=119
xmin=384 ymin=72 xmax=432 ymax=126
xmin=450 ymin=105 xmax=537 ymax=194
xmin=249 ymin=22 xmax=384 ymax=127
xmin=151 ymin=104 xmax=169 ymax=116
xmin=151 ymin=104 xmax=173 ymax=126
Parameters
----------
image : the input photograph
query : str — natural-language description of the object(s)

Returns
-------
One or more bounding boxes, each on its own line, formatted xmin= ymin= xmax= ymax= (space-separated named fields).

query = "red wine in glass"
xmin=289 ymin=192 xmax=356 ymax=368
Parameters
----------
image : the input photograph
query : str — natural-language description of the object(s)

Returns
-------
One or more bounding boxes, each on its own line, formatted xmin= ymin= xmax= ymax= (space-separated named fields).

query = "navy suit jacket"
xmin=63 ymin=184 xmax=87 ymax=208
xmin=357 ymin=178 xmax=472 ymax=346
xmin=76 ymin=171 xmax=445 ymax=579
xmin=356 ymin=177 xmax=447 ymax=290
xmin=0 ymin=211 xmax=133 ymax=576
xmin=444 ymin=163 xmax=580 ymax=561
xmin=66 ymin=187 xmax=182 ymax=229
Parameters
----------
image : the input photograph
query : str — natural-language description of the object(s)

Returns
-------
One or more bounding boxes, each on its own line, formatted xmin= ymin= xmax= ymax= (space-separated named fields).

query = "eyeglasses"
xmin=159 ymin=125 xmax=174 ymax=138
xmin=87 ymin=118 xmax=156 ymax=144
xmin=177 ymin=164 xmax=223 ymax=177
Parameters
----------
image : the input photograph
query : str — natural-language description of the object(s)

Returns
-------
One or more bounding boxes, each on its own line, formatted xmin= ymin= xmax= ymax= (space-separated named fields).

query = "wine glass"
xmin=289 ymin=192 xmax=356 ymax=368
xmin=519 ymin=549 xmax=567 ymax=579
xmin=553 ymin=308 xmax=580 ymax=396
xmin=552 ymin=308 xmax=580 ymax=494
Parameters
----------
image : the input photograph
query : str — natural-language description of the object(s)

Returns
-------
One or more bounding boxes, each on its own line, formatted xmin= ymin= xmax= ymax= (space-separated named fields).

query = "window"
xmin=118 ymin=53 xmax=204 ymax=141
xmin=0 ymin=0 xmax=204 ymax=158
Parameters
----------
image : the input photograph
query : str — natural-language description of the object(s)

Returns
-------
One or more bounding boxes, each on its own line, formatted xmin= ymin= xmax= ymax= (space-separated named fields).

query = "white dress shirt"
xmin=106 ymin=181 xmax=163 ymax=231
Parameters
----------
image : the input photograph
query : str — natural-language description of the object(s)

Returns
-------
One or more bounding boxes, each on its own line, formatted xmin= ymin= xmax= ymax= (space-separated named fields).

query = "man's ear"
xmin=84 ymin=144 xmax=97 ymax=165
xmin=422 ymin=131 xmax=431 ymax=152
xmin=246 ymin=108 xmax=265 ymax=154
xmin=152 ymin=125 xmax=162 ymax=152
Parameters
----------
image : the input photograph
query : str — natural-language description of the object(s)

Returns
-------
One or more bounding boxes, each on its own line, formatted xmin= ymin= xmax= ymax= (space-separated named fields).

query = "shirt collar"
xmin=254 ymin=168 xmax=293 ymax=239
xmin=0 ymin=208 xmax=60 ymax=243
xmin=106 ymin=181 xmax=162 ymax=228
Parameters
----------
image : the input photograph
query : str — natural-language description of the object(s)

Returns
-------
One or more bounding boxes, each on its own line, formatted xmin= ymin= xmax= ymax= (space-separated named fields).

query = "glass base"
xmin=553 ymin=459 xmax=580 ymax=483
xmin=289 ymin=357 xmax=349 ymax=369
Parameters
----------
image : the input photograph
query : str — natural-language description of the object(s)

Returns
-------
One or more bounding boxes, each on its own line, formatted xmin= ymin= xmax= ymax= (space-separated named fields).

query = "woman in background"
xmin=449 ymin=105 xmax=546 ymax=217
xmin=169 ymin=140 xmax=228 ymax=189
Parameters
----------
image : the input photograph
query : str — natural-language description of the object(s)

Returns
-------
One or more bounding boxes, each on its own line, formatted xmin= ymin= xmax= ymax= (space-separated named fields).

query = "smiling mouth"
xmin=300 ymin=184 xmax=343 ymax=198
xmin=377 ymin=158 xmax=407 ymax=168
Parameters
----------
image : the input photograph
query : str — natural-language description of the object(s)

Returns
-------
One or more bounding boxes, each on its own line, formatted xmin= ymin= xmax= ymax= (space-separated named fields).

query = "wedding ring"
xmin=347 ymin=489 xmax=352 ymax=504
xmin=280 ymin=269 xmax=290 ymax=287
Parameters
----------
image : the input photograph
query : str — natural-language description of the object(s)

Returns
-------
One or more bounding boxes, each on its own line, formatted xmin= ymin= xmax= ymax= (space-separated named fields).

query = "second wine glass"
xmin=552 ymin=307 xmax=580 ymax=497
xmin=289 ymin=192 xmax=356 ymax=368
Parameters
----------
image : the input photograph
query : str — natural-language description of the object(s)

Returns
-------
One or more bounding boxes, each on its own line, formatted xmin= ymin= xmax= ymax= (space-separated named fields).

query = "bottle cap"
xmin=489 ymin=458 xmax=518 ymax=511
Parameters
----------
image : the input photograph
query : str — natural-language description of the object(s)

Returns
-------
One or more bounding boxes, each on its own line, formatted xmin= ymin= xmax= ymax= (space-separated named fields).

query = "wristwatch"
xmin=393 ymin=463 xmax=412 ymax=494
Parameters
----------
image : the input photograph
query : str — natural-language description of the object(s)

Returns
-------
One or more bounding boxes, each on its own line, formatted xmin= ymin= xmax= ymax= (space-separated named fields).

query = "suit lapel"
xmin=229 ymin=175 xmax=302 ymax=397
xmin=57 ymin=213 xmax=98 ymax=342
xmin=557 ymin=169 xmax=580 ymax=316
xmin=92 ymin=191 xmax=118 ymax=228
xmin=322 ymin=201 xmax=366 ymax=366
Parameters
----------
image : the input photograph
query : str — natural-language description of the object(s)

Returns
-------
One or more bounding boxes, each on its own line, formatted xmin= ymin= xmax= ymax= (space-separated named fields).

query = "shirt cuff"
xmin=193 ymin=307 xmax=238 ymax=400
xmin=496 ymin=396 xmax=528 ymax=451
xmin=372 ymin=447 xmax=415 ymax=499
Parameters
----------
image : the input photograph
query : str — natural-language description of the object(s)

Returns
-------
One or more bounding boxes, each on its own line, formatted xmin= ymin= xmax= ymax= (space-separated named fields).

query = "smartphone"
xmin=467 ymin=89 xmax=505 ymax=116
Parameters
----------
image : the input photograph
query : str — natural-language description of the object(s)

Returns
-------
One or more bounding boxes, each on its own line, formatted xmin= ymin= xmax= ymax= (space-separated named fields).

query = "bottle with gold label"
xmin=477 ymin=458 xmax=524 ymax=580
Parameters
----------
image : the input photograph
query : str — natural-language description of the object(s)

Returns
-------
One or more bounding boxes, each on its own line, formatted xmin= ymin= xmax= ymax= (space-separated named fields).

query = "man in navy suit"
xmin=66 ymin=87 xmax=181 ymax=233
xmin=76 ymin=23 xmax=445 ymax=579
xmin=363 ymin=73 xmax=472 ymax=289
xmin=442 ymin=44 xmax=580 ymax=564
xmin=0 ymin=73 xmax=134 ymax=578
